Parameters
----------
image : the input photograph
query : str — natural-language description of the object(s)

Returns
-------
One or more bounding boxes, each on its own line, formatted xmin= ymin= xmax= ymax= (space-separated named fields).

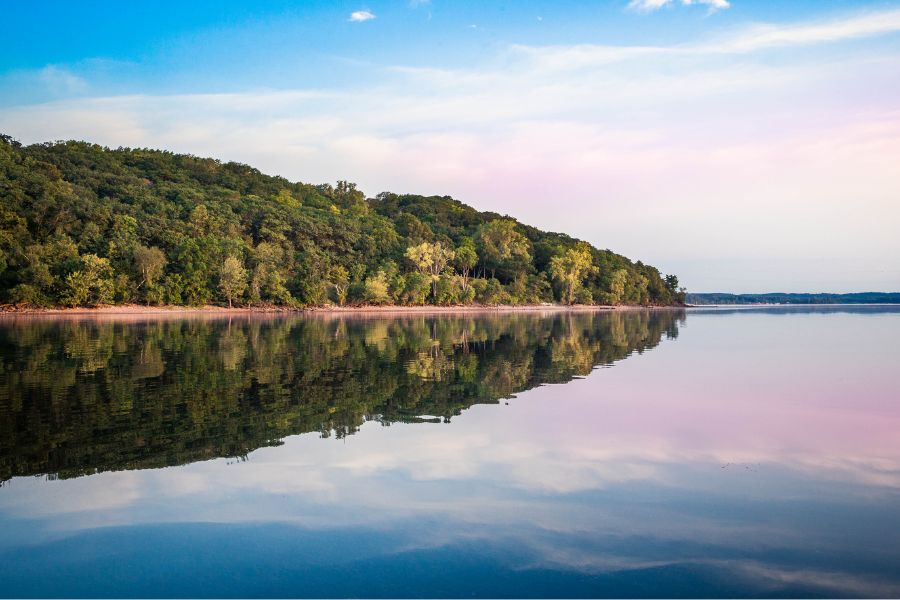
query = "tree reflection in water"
xmin=0 ymin=310 xmax=683 ymax=483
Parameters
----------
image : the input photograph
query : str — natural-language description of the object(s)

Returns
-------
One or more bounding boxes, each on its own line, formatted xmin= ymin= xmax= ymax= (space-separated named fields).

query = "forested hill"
xmin=0 ymin=135 xmax=684 ymax=308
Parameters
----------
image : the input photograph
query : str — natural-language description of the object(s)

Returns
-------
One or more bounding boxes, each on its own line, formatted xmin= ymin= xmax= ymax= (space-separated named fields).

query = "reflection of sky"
xmin=1 ymin=308 xmax=899 ymax=597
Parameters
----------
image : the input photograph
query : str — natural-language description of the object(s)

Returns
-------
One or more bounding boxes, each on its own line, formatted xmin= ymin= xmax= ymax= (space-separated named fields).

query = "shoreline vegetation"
xmin=0 ymin=135 xmax=685 ymax=310
xmin=0 ymin=302 xmax=685 ymax=317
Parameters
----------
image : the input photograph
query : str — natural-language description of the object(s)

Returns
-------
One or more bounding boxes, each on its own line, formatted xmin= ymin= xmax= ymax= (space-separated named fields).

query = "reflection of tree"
xmin=0 ymin=310 xmax=685 ymax=482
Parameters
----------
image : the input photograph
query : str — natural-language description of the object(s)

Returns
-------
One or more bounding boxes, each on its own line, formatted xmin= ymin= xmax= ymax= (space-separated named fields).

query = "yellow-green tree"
xmin=549 ymin=243 xmax=597 ymax=305
xmin=608 ymin=269 xmax=628 ymax=305
xmin=219 ymin=256 xmax=247 ymax=308
xmin=62 ymin=254 xmax=115 ymax=307
xmin=405 ymin=241 xmax=455 ymax=299
xmin=328 ymin=265 xmax=350 ymax=306
xmin=363 ymin=270 xmax=391 ymax=304
xmin=133 ymin=245 xmax=167 ymax=304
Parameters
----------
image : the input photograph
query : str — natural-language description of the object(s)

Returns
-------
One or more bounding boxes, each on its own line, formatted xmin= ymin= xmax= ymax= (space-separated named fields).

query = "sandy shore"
xmin=0 ymin=303 xmax=680 ymax=318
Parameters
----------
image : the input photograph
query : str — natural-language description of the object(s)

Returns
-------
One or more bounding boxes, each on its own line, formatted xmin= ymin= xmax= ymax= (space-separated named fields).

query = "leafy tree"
xmin=394 ymin=272 xmax=430 ymax=305
xmin=453 ymin=237 xmax=478 ymax=292
xmin=475 ymin=219 xmax=531 ymax=281
xmin=605 ymin=269 xmax=629 ymax=305
xmin=404 ymin=241 xmax=456 ymax=299
xmin=363 ymin=270 xmax=391 ymax=304
xmin=328 ymin=265 xmax=350 ymax=306
xmin=133 ymin=245 xmax=166 ymax=303
xmin=219 ymin=256 xmax=248 ymax=308
xmin=549 ymin=243 xmax=597 ymax=304
xmin=472 ymin=278 xmax=505 ymax=305
xmin=250 ymin=242 xmax=292 ymax=305
xmin=62 ymin=254 xmax=114 ymax=307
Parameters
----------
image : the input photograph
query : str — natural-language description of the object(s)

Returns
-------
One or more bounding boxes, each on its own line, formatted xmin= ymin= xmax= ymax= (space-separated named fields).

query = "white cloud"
xmin=509 ymin=7 xmax=900 ymax=72
xmin=719 ymin=7 xmax=900 ymax=52
xmin=628 ymin=0 xmax=730 ymax=13
xmin=349 ymin=10 xmax=375 ymax=22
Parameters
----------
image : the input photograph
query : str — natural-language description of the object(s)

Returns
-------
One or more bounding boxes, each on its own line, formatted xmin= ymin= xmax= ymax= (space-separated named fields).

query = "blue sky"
xmin=3 ymin=0 xmax=900 ymax=291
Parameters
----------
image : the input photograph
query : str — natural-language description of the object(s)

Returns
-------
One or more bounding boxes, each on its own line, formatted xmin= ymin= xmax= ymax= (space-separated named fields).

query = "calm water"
xmin=1 ymin=307 xmax=898 ymax=598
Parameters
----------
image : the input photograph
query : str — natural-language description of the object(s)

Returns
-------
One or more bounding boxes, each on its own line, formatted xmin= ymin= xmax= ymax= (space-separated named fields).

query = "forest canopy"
xmin=0 ymin=135 xmax=685 ymax=308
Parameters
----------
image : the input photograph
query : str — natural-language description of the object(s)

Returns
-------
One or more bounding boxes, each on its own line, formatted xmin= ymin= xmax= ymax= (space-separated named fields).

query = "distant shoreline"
xmin=686 ymin=303 xmax=900 ymax=307
xmin=0 ymin=303 xmax=685 ymax=318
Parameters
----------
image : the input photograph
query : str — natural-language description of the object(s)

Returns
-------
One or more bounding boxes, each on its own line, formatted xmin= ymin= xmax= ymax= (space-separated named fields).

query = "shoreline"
xmin=0 ymin=303 xmax=684 ymax=318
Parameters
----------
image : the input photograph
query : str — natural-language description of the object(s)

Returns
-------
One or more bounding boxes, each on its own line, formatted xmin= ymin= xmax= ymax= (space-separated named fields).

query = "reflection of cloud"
xmin=727 ymin=560 xmax=900 ymax=598
xmin=0 ymin=472 xmax=141 ymax=516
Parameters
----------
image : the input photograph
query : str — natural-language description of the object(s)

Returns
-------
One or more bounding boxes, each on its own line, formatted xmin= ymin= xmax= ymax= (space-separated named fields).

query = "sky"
xmin=2 ymin=0 xmax=899 ymax=292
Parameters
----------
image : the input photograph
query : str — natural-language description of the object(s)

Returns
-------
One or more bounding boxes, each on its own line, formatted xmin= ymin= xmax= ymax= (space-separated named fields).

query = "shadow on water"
xmin=0 ymin=310 xmax=684 ymax=483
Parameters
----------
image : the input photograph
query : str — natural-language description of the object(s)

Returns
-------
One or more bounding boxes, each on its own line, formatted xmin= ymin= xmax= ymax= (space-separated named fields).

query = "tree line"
xmin=0 ymin=135 xmax=686 ymax=308
xmin=686 ymin=292 xmax=900 ymax=305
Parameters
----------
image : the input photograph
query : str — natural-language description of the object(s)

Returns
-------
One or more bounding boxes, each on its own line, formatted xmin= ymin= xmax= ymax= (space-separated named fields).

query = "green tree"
xmin=549 ymin=243 xmax=597 ymax=304
xmin=363 ymin=270 xmax=391 ymax=304
xmin=607 ymin=269 xmax=629 ymax=305
xmin=405 ymin=241 xmax=456 ymax=299
xmin=62 ymin=254 xmax=115 ymax=307
xmin=250 ymin=242 xmax=292 ymax=305
xmin=475 ymin=219 xmax=531 ymax=281
xmin=328 ymin=265 xmax=350 ymax=306
xmin=453 ymin=237 xmax=478 ymax=293
xmin=219 ymin=256 xmax=248 ymax=308
xmin=133 ymin=245 xmax=167 ymax=303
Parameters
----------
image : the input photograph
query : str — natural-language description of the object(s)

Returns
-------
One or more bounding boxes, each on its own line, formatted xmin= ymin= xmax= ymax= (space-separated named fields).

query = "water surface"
xmin=1 ymin=307 xmax=898 ymax=598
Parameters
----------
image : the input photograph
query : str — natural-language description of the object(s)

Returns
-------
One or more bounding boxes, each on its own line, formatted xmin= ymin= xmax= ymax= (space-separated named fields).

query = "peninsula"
xmin=0 ymin=135 xmax=684 ymax=309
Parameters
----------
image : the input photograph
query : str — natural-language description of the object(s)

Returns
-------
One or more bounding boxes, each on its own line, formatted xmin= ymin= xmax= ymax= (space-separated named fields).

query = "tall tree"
xmin=475 ymin=219 xmax=531 ymax=281
xmin=328 ymin=265 xmax=350 ymax=306
xmin=219 ymin=256 xmax=247 ymax=308
xmin=453 ymin=238 xmax=478 ymax=292
xmin=405 ymin=241 xmax=456 ymax=299
xmin=608 ymin=269 xmax=629 ymax=305
xmin=549 ymin=243 xmax=597 ymax=305
xmin=133 ymin=245 xmax=166 ymax=289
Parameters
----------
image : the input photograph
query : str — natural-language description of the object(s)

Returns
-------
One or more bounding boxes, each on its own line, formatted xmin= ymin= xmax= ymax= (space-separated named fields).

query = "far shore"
xmin=0 ymin=303 xmax=684 ymax=318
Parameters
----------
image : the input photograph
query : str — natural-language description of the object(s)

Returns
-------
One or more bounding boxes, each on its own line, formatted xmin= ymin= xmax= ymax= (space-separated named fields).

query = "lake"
xmin=1 ymin=307 xmax=898 ymax=598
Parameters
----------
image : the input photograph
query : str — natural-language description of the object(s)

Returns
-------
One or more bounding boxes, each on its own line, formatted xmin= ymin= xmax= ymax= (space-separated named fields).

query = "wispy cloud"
xmin=719 ymin=7 xmax=900 ymax=52
xmin=349 ymin=10 xmax=375 ymax=22
xmin=512 ymin=6 xmax=900 ymax=71
xmin=36 ymin=66 xmax=89 ymax=95
xmin=628 ymin=0 xmax=730 ymax=13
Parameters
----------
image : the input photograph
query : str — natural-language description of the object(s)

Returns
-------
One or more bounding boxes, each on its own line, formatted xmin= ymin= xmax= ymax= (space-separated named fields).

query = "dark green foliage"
xmin=0 ymin=136 xmax=683 ymax=306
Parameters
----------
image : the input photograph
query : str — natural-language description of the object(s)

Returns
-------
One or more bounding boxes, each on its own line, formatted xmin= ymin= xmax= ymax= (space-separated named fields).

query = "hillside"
xmin=0 ymin=135 xmax=684 ymax=308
